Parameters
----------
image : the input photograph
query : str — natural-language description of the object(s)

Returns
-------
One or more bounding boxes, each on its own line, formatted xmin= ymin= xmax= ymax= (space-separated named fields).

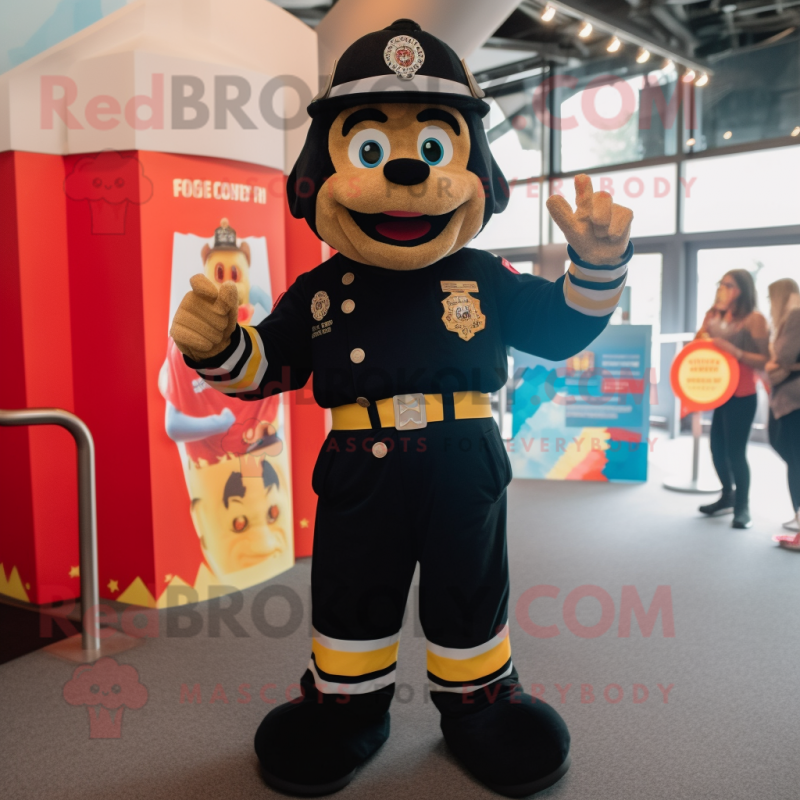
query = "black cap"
xmin=309 ymin=19 xmax=489 ymax=118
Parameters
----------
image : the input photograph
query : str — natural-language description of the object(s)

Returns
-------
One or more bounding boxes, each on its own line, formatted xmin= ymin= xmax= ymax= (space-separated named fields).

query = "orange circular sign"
xmin=670 ymin=340 xmax=740 ymax=414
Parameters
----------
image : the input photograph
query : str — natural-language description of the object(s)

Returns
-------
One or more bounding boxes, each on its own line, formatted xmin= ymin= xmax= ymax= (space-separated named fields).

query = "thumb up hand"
xmin=546 ymin=174 xmax=633 ymax=266
xmin=170 ymin=275 xmax=239 ymax=362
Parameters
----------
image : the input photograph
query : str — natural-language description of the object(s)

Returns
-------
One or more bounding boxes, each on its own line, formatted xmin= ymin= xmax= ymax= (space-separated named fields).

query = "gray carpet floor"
xmin=2 ymin=437 xmax=799 ymax=800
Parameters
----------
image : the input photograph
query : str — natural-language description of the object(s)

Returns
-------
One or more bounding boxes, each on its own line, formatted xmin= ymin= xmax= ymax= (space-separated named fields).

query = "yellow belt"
xmin=330 ymin=391 xmax=493 ymax=431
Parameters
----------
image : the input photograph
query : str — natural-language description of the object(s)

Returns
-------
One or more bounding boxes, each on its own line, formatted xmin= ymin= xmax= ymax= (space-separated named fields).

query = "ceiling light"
xmin=541 ymin=4 xmax=556 ymax=22
xmin=607 ymin=36 xmax=622 ymax=53
xmin=636 ymin=48 xmax=651 ymax=64
xmin=792 ymin=126 xmax=800 ymax=137
xmin=696 ymin=73 xmax=709 ymax=87
xmin=686 ymin=137 xmax=696 ymax=147
xmin=682 ymin=69 xmax=696 ymax=83
xmin=578 ymin=21 xmax=593 ymax=38
xmin=662 ymin=59 xmax=674 ymax=72
xmin=723 ymin=130 xmax=732 ymax=140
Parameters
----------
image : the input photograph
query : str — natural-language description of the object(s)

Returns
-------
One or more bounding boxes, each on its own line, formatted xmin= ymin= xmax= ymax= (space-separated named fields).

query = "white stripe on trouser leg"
xmin=307 ymin=660 xmax=397 ymax=695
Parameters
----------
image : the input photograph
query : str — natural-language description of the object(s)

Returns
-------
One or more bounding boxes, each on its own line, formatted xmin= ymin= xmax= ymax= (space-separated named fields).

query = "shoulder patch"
xmin=500 ymin=257 xmax=520 ymax=275
xmin=271 ymin=291 xmax=286 ymax=313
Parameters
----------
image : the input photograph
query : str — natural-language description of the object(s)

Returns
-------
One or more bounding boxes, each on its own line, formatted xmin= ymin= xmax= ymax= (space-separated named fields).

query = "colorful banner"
xmin=509 ymin=325 xmax=652 ymax=482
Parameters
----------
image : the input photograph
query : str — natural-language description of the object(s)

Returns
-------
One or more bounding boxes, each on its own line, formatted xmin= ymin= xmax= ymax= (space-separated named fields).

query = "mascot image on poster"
xmin=170 ymin=19 xmax=634 ymax=798
xmin=161 ymin=218 xmax=294 ymax=592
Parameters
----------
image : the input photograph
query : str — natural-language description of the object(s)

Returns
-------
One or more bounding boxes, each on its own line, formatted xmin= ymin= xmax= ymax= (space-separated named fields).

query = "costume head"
xmin=288 ymin=19 xmax=508 ymax=271
xmin=202 ymin=218 xmax=252 ymax=311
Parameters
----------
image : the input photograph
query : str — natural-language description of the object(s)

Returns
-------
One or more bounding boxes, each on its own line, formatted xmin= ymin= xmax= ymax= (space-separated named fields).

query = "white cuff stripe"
xmin=572 ymin=262 xmax=629 ymax=282
xmin=567 ymin=272 xmax=628 ymax=301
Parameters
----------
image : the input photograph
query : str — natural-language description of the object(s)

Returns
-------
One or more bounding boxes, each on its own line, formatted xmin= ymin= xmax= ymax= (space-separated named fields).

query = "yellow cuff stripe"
xmin=563 ymin=272 xmax=625 ymax=313
xmin=427 ymin=634 xmax=511 ymax=683
xmin=312 ymin=639 xmax=400 ymax=677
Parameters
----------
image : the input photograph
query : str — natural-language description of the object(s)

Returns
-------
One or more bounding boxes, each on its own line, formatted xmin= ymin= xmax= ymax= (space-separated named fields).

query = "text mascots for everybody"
xmin=170 ymin=19 xmax=634 ymax=798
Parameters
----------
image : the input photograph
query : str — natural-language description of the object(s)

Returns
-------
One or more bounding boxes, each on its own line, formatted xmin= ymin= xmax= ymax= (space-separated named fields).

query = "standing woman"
xmin=696 ymin=270 xmax=770 ymax=528
xmin=766 ymin=278 xmax=800 ymax=549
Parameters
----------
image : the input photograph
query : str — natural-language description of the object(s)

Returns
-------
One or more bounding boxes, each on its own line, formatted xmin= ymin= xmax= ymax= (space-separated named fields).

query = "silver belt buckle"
xmin=393 ymin=393 xmax=427 ymax=430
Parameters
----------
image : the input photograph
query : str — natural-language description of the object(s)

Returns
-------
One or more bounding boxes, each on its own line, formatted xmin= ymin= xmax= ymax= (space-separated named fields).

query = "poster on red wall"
xmin=63 ymin=149 xmax=294 ymax=607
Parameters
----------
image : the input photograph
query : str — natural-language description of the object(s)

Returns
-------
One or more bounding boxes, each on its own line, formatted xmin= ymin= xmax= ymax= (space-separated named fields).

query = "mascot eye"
xmin=231 ymin=265 xmax=239 ymax=281
xmin=420 ymin=139 xmax=444 ymax=165
xmin=215 ymin=263 xmax=224 ymax=282
xmin=359 ymin=141 xmax=383 ymax=167
xmin=267 ymin=504 xmax=280 ymax=524
xmin=348 ymin=128 xmax=391 ymax=170
xmin=232 ymin=516 xmax=248 ymax=533
xmin=416 ymin=126 xmax=454 ymax=167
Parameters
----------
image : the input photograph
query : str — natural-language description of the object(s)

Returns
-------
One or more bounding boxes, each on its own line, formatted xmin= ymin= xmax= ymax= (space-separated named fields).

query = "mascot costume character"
xmin=170 ymin=19 xmax=634 ymax=798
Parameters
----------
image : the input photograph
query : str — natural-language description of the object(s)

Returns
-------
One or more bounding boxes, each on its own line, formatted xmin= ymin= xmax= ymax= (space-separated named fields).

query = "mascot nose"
xmin=383 ymin=158 xmax=430 ymax=186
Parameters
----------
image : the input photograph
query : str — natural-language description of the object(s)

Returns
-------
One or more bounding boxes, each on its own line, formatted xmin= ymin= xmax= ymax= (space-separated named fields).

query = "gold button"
xmin=342 ymin=299 xmax=355 ymax=314
xmin=372 ymin=442 xmax=388 ymax=458
xmin=350 ymin=348 xmax=365 ymax=364
xmin=356 ymin=397 xmax=370 ymax=408
xmin=342 ymin=272 xmax=355 ymax=285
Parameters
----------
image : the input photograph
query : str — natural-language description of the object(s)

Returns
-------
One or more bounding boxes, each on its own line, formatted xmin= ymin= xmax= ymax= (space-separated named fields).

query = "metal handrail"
xmin=0 ymin=408 xmax=100 ymax=655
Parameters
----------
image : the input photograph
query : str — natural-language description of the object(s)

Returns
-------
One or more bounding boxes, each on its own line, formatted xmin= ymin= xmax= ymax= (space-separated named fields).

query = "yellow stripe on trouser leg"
xmin=312 ymin=639 xmax=400 ymax=677
xmin=427 ymin=635 xmax=511 ymax=683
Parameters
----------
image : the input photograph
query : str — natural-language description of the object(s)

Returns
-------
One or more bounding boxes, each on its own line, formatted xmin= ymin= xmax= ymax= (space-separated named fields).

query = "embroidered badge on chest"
xmin=440 ymin=281 xmax=486 ymax=341
xmin=311 ymin=291 xmax=330 ymax=321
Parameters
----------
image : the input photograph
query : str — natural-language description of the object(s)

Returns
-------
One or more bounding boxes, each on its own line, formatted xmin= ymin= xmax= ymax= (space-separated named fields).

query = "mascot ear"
xmin=239 ymin=242 xmax=251 ymax=265
xmin=287 ymin=112 xmax=336 ymax=237
xmin=201 ymin=243 xmax=211 ymax=264
xmin=489 ymin=153 xmax=510 ymax=216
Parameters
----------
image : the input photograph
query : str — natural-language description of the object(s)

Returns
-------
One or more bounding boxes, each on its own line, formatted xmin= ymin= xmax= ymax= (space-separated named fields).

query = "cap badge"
xmin=384 ymin=35 xmax=425 ymax=81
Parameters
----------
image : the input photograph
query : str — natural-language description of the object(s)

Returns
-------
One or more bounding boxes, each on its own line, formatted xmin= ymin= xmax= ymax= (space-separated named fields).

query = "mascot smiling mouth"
xmin=347 ymin=207 xmax=459 ymax=247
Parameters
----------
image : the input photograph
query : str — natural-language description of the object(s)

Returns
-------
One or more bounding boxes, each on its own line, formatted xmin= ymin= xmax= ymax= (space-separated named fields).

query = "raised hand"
xmin=546 ymin=174 xmax=633 ymax=266
xmin=170 ymin=274 xmax=239 ymax=362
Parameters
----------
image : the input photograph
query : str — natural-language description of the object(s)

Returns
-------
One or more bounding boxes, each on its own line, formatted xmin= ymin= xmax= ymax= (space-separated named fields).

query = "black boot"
xmin=699 ymin=492 xmax=735 ymax=516
xmin=435 ymin=675 xmax=571 ymax=797
xmin=254 ymin=670 xmax=392 ymax=796
xmin=732 ymin=508 xmax=752 ymax=529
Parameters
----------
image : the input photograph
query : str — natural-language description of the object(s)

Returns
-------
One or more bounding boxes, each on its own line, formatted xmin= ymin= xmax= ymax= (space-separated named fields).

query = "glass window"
xmin=547 ymin=164 xmax=677 ymax=242
xmin=687 ymin=39 xmax=800 ymax=153
xmin=610 ymin=253 xmax=663 ymax=381
xmin=696 ymin=245 xmax=800 ymax=331
xmin=556 ymin=65 xmax=679 ymax=172
xmin=682 ymin=147 xmax=800 ymax=233
xmin=472 ymin=179 xmax=541 ymax=251
xmin=485 ymin=94 xmax=543 ymax=182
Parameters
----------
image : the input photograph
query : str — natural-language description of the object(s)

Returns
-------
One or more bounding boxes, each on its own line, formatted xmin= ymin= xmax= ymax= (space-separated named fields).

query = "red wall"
xmin=0 ymin=151 xmax=79 ymax=605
